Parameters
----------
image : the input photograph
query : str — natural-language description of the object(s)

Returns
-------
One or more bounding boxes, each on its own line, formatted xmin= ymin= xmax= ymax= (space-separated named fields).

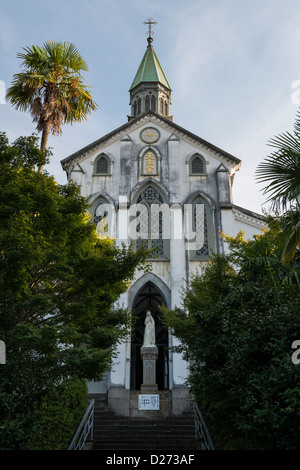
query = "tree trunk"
xmin=38 ymin=122 xmax=51 ymax=173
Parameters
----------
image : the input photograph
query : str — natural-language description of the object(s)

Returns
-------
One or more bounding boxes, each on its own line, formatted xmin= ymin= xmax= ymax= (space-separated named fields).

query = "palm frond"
xmin=256 ymin=114 xmax=300 ymax=211
xmin=280 ymin=210 xmax=300 ymax=265
xmin=7 ymin=41 xmax=98 ymax=156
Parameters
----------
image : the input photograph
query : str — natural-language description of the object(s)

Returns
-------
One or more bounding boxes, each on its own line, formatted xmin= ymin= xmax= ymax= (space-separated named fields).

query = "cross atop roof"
xmin=143 ymin=17 xmax=157 ymax=45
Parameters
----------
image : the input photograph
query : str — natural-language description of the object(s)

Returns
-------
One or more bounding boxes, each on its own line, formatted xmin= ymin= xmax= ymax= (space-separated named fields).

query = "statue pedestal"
xmin=140 ymin=346 xmax=158 ymax=391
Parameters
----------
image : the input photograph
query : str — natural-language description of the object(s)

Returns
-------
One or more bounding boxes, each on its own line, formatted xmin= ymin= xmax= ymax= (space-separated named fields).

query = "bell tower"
xmin=128 ymin=18 xmax=173 ymax=121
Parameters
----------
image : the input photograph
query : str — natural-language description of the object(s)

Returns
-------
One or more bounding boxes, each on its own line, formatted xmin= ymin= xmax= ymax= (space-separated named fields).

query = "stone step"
xmin=93 ymin=443 xmax=196 ymax=450
xmin=92 ymin=437 xmax=196 ymax=448
xmin=93 ymin=424 xmax=194 ymax=432
xmin=89 ymin=395 xmax=196 ymax=451
xmin=93 ymin=416 xmax=194 ymax=423
xmin=93 ymin=429 xmax=195 ymax=436
xmin=93 ymin=436 xmax=195 ymax=447
xmin=93 ymin=422 xmax=195 ymax=430
xmin=93 ymin=445 xmax=196 ymax=451
xmin=94 ymin=433 xmax=194 ymax=438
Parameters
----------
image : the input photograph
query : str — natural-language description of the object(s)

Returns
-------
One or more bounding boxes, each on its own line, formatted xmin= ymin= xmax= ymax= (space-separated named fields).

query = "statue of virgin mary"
xmin=143 ymin=310 xmax=156 ymax=347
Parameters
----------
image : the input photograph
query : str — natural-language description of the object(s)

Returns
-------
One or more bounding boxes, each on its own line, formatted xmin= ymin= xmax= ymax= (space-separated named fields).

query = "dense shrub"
xmin=164 ymin=247 xmax=300 ymax=450
xmin=30 ymin=379 xmax=88 ymax=450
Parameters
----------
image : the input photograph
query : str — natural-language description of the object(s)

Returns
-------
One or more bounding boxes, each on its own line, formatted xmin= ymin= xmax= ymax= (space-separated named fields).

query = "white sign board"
xmin=138 ymin=394 xmax=160 ymax=410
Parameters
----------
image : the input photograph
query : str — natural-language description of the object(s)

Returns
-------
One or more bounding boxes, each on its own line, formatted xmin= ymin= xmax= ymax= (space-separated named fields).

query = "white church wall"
xmin=170 ymin=207 xmax=189 ymax=387
xmin=189 ymin=260 xmax=209 ymax=278
xmin=220 ymin=208 xmax=265 ymax=254
xmin=235 ymin=219 xmax=265 ymax=240
xmin=87 ymin=374 xmax=108 ymax=394
xmin=66 ymin=114 xmax=265 ymax=417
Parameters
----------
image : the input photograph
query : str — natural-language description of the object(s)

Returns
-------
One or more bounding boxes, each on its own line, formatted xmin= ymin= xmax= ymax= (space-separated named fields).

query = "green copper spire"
xmin=128 ymin=19 xmax=173 ymax=121
xmin=129 ymin=39 xmax=171 ymax=92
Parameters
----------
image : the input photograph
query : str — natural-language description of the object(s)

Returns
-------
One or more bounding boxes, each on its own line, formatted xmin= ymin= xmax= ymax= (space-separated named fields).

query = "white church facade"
xmin=61 ymin=30 xmax=265 ymax=417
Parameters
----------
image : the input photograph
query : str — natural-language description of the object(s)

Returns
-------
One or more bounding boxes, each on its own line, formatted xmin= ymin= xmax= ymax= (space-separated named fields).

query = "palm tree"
xmin=280 ymin=209 xmax=300 ymax=265
xmin=256 ymin=111 xmax=300 ymax=264
xmin=256 ymin=111 xmax=300 ymax=211
xmin=6 ymin=41 xmax=97 ymax=171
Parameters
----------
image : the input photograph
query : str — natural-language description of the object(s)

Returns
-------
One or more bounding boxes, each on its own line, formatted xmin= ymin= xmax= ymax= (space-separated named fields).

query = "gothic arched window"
xmin=190 ymin=154 xmax=206 ymax=175
xmin=131 ymin=185 xmax=169 ymax=259
xmin=133 ymin=101 xmax=137 ymax=116
xmin=165 ymin=101 xmax=168 ymax=116
xmin=151 ymin=95 xmax=156 ymax=112
xmin=187 ymin=196 xmax=214 ymax=259
xmin=93 ymin=197 xmax=112 ymax=238
xmin=138 ymin=98 xmax=141 ymax=114
xmin=94 ymin=154 xmax=111 ymax=175
xmin=160 ymin=98 xmax=164 ymax=115
xmin=145 ymin=95 xmax=150 ymax=112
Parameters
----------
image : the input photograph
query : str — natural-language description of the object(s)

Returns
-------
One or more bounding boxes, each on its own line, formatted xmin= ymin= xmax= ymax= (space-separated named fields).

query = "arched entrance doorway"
xmin=130 ymin=281 xmax=169 ymax=391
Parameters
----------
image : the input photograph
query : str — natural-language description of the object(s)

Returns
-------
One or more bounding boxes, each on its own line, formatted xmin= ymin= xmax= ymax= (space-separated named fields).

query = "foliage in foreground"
xmin=30 ymin=379 xmax=88 ymax=450
xmin=163 ymin=222 xmax=300 ymax=450
xmin=0 ymin=132 xmax=148 ymax=449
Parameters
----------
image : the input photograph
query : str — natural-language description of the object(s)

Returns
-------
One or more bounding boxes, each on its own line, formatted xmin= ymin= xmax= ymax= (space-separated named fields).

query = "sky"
xmin=1 ymin=0 xmax=300 ymax=215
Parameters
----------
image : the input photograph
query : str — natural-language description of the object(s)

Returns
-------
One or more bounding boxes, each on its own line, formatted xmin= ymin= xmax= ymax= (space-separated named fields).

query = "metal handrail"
xmin=68 ymin=399 xmax=95 ymax=450
xmin=194 ymin=401 xmax=215 ymax=450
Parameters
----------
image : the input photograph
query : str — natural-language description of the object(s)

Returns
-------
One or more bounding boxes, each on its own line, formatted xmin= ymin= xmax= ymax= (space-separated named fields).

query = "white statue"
xmin=143 ymin=310 xmax=156 ymax=347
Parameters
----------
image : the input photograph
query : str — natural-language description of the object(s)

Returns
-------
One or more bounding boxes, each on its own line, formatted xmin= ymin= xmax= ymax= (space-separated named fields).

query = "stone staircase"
xmin=90 ymin=394 xmax=196 ymax=451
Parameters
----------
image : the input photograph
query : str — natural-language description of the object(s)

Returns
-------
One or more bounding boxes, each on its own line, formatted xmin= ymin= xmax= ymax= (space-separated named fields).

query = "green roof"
xmin=129 ymin=45 xmax=171 ymax=91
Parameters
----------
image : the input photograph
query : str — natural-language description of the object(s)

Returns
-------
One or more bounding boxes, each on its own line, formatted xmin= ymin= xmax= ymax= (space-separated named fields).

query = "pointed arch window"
xmin=94 ymin=154 xmax=111 ymax=175
xmin=145 ymin=95 xmax=150 ymax=112
xmin=133 ymin=101 xmax=137 ymax=116
xmin=151 ymin=95 xmax=156 ymax=112
xmin=131 ymin=185 xmax=169 ymax=260
xmin=190 ymin=154 xmax=206 ymax=175
xmin=187 ymin=196 xmax=214 ymax=259
xmin=160 ymin=98 xmax=164 ymax=115
xmin=93 ymin=197 xmax=112 ymax=238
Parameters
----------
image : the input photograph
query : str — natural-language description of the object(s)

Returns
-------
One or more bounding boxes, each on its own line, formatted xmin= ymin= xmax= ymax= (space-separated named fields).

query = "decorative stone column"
xmin=140 ymin=346 xmax=158 ymax=391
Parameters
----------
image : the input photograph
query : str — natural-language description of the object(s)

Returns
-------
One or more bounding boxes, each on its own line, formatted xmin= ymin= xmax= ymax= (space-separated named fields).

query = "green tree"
xmin=6 ymin=41 xmax=97 ymax=171
xmin=163 ymin=225 xmax=300 ymax=450
xmin=0 ymin=132 xmax=148 ymax=449
xmin=31 ymin=379 xmax=88 ymax=451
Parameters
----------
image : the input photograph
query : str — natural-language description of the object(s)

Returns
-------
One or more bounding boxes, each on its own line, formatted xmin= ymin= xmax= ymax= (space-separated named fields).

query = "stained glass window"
xmin=95 ymin=155 xmax=109 ymax=174
xmin=94 ymin=199 xmax=110 ymax=237
xmin=135 ymin=185 xmax=166 ymax=258
xmin=193 ymin=202 xmax=209 ymax=256
xmin=192 ymin=156 xmax=203 ymax=174
xmin=190 ymin=154 xmax=205 ymax=175
xmin=188 ymin=197 xmax=212 ymax=258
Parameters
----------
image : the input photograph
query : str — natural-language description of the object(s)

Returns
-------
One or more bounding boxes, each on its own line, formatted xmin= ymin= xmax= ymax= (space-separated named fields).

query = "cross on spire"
xmin=143 ymin=17 xmax=157 ymax=45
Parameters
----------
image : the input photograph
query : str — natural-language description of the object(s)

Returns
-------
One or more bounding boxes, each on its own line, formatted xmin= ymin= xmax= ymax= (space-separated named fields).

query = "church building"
xmin=61 ymin=22 xmax=265 ymax=417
